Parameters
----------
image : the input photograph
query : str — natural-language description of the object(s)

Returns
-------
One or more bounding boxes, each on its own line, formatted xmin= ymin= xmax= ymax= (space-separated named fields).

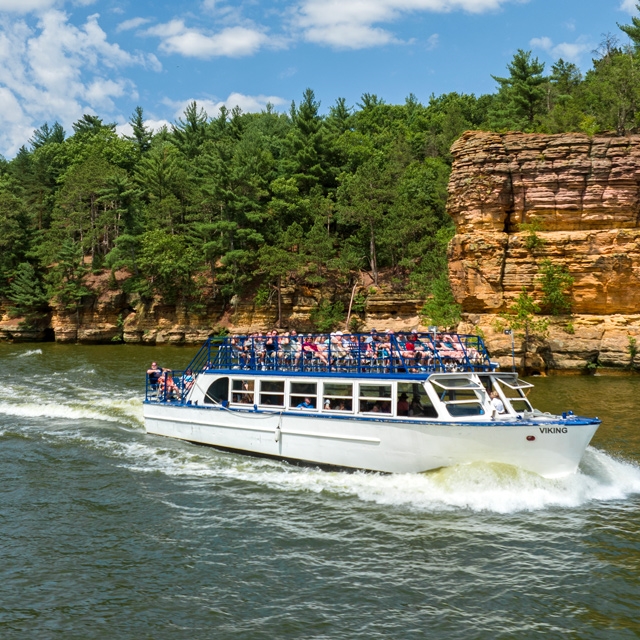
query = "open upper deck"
xmin=184 ymin=331 xmax=496 ymax=378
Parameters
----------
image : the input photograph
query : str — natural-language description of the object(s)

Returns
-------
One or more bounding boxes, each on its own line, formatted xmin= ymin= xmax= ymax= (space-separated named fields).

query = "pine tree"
xmin=7 ymin=262 xmax=49 ymax=325
xmin=127 ymin=106 xmax=152 ymax=155
xmin=490 ymin=50 xmax=546 ymax=130
xmin=618 ymin=3 xmax=640 ymax=50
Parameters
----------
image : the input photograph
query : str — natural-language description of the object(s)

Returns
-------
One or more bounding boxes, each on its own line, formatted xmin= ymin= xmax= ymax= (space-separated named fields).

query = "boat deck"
xmin=146 ymin=332 xmax=497 ymax=404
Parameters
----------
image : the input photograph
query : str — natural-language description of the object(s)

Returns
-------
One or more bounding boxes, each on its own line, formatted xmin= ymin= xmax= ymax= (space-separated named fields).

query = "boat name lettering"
xmin=539 ymin=427 xmax=568 ymax=434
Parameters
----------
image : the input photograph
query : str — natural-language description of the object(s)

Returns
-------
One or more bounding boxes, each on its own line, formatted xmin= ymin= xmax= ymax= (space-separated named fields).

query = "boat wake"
xmin=111 ymin=438 xmax=640 ymax=514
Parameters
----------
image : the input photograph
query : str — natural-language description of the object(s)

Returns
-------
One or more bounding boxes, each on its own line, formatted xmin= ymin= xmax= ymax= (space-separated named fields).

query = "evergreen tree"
xmin=173 ymin=101 xmax=208 ymax=159
xmin=127 ymin=106 xmax=153 ymax=155
xmin=618 ymin=3 xmax=640 ymax=50
xmin=7 ymin=262 xmax=49 ymax=325
xmin=490 ymin=50 xmax=546 ymax=130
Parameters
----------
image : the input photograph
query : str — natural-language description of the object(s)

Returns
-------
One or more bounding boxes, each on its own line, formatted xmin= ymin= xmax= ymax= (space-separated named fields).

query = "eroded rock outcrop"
xmin=448 ymin=131 xmax=640 ymax=371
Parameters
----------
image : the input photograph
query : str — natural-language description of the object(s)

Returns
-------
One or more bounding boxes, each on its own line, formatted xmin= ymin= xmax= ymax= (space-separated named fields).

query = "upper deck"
xmin=185 ymin=331 xmax=496 ymax=378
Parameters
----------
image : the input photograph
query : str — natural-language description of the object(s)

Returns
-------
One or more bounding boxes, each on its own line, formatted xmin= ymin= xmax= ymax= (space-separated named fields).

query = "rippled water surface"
xmin=1 ymin=343 xmax=639 ymax=639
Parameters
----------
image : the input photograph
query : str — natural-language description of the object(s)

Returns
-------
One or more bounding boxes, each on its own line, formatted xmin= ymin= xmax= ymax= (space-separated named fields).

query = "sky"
xmin=0 ymin=0 xmax=637 ymax=158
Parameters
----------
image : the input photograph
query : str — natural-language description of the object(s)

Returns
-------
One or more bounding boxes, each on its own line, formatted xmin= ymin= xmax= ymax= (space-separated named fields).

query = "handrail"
xmin=145 ymin=331 xmax=497 ymax=404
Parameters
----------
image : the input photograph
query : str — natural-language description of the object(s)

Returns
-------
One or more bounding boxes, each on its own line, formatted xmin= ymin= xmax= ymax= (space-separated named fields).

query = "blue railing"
xmin=145 ymin=332 xmax=495 ymax=404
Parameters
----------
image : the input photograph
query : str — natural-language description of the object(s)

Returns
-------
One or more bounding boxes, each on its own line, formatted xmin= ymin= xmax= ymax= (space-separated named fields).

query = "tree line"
xmin=2 ymin=10 xmax=640 ymax=330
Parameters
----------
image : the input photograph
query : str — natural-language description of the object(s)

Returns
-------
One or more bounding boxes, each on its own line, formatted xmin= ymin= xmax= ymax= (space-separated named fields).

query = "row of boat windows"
xmin=204 ymin=378 xmax=439 ymax=417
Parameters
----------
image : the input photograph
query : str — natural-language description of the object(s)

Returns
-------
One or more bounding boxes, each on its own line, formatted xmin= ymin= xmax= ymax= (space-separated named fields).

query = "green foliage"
xmin=310 ymin=299 xmax=345 ymax=332
xmin=564 ymin=321 xmax=575 ymax=335
xmin=47 ymin=239 xmax=91 ymax=312
xmin=7 ymin=262 xmax=49 ymax=326
xmin=489 ymin=50 xmax=546 ymax=130
xmin=628 ymin=335 xmax=638 ymax=368
xmin=519 ymin=220 xmax=546 ymax=250
xmin=500 ymin=287 xmax=549 ymax=368
xmin=538 ymin=259 xmax=574 ymax=315
xmin=420 ymin=273 xmax=461 ymax=328
xmin=254 ymin=284 xmax=271 ymax=308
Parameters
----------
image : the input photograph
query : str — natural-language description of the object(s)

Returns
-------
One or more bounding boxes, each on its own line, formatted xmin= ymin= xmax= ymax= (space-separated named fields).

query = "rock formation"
xmin=448 ymin=131 xmax=640 ymax=372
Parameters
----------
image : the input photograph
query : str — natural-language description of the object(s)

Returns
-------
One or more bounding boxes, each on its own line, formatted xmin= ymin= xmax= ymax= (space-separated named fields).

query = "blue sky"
xmin=0 ymin=0 xmax=637 ymax=157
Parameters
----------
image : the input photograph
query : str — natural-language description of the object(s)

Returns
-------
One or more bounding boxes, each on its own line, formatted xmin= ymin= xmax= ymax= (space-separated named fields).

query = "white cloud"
xmin=0 ymin=0 xmax=56 ymax=12
xmin=426 ymin=33 xmax=439 ymax=49
xmin=530 ymin=35 xmax=591 ymax=63
xmin=145 ymin=20 xmax=272 ymax=58
xmin=620 ymin=0 xmax=637 ymax=13
xmin=0 ymin=10 xmax=160 ymax=157
xmin=166 ymin=93 xmax=287 ymax=120
xmin=116 ymin=118 xmax=171 ymax=138
xmin=116 ymin=17 xmax=151 ymax=33
xmin=292 ymin=0 xmax=518 ymax=49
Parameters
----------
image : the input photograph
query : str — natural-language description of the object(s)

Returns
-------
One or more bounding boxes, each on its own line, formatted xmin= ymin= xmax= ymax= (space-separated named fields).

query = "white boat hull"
xmin=143 ymin=403 xmax=598 ymax=478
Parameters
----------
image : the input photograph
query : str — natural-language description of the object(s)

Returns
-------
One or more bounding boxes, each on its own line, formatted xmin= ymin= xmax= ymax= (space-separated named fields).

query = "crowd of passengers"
xmin=223 ymin=329 xmax=485 ymax=372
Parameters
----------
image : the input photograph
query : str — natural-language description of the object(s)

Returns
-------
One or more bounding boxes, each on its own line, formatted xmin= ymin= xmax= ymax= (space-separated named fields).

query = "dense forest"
xmin=2 ymin=13 xmax=640 ymax=331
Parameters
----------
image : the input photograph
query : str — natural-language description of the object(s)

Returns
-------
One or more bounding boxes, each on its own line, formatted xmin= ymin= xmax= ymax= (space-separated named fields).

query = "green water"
xmin=1 ymin=343 xmax=639 ymax=639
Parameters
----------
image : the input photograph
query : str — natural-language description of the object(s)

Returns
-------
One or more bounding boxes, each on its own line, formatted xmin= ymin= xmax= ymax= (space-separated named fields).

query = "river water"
xmin=1 ymin=343 xmax=639 ymax=639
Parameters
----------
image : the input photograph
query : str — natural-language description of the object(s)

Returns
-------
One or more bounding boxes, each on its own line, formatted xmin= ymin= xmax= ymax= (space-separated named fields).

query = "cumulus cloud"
xmin=166 ymin=92 xmax=287 ymax=120
xmin=620 ymin=0 xmax=637 ymax=13
xmin=530 ymin=35 xmax=591 ymax=63
xmin=0 ymin=10 xmax=160 ymax=157
xmin=116 ymin=117 xmax=171 ymax=138
xmin=145 ymin=20 xmax=273 ymax=58
xmin=0 ymin=0 xmax=57 ymax=12
xmin=292 ymin=0 xmax=517 ymax=49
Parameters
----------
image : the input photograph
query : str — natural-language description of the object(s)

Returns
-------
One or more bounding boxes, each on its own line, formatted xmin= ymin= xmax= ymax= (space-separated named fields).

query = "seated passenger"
xmin=397 ymin=393 xmax=410 ymax=416
xmin=147 ymin=362 xmax=163 ymax=390
xmin=297 ymin=397 xmax=315 ymax=410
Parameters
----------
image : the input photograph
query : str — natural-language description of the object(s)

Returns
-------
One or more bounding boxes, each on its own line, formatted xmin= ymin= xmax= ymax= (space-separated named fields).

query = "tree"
xmin=500 ymin=287 xmax=549 ymax=370
xmin=420 ymin=273 xmax=461 ymax=328
xmin=7 ymin=262 xmax=49 ymax=326
xmin=538 ymin=259 xmax=574 ymax=315
xmin=47 ymin=239 xmax=91 ymax=325
xmin=618 ymin=3 xmax=640 ymax=50
xmin=126 ymin=106 xmax=152 ymax=155
xmin=173 ymin=101 xmax=208 ymax=159
xmin=490 ymin=50 xmax=546 ymax=130
xmin=29 ymin=122 xmax=65 ymax=150
xmin=137 ymin=229 xmax=200 ymax=303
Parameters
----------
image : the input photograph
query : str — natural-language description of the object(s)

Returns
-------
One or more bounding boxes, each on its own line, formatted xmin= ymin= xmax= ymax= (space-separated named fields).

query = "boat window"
xmin=322 ymin=383 xmax=353 ymax=412
xmin=430 ymin=376 xmax=483 ymax=390
xmin=204 ymin=377 xmax=229 ymax=404
xmin=358 ymin=384 xmax=392 ymax=415
xmin=495 ymin=380 xmax=533 ymax=413
xmin=259 ymin=380 xmax=285 ymax=407
xmin=289 ymin=381 xmax=317 ymax=409
xmin=231 ymin=379 xmax=255 ymax=405
xmin=438 ymin=387 xmax=485 ymax=417
xmin=397 ymin=382 xmax=438 ymax=418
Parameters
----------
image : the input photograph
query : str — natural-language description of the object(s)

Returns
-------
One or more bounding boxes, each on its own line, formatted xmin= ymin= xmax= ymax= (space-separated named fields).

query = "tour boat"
xmin=143 ymin=332 xmax=600 ymax=478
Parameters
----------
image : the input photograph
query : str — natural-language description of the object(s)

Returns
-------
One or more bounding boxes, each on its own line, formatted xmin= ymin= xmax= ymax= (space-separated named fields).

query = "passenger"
xmin=490 ymin=390 xmax=506 ymax=416
xmin=182 ymin=369 xmax=194 ymax=392
xmin=297 ymin=397 xmax=315 ymax=410
xmin=397 ymin=392 xmax=410 ymax=416
xmin=147 ymin=362 xmax=163 ymax=390
xmin=409 ymin=396 xmax=423 ymax=416
xmin=324 ymin=398 xmax=331 ymax=410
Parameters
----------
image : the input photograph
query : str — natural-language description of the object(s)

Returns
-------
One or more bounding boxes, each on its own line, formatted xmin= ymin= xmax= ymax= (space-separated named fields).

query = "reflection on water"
xmin=0 ymin=343 xmax=639 ymax=639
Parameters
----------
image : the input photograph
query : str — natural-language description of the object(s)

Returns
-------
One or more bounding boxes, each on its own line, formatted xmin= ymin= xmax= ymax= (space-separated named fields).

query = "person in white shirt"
xmin=490 ymin=390 xmax=505 ymax=417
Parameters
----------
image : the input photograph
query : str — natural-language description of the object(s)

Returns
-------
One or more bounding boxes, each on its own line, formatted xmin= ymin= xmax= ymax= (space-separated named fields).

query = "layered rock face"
xmin=448 ymin=131 xmax=640 ymax=371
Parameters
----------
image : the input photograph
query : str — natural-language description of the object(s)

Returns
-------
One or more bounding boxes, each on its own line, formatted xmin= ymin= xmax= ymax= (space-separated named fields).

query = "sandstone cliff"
xmin=448 ymin=131 xmax=640 ymax=372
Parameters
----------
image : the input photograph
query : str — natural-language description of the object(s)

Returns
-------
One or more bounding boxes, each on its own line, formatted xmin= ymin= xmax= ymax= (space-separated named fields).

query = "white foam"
xmin=114 ymin=439 xmax=640 ymax=514
xmin=0 ymin=401 xmax=126 ymax=424
xmin=15 ymin=349 xmax=43 ymax=358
